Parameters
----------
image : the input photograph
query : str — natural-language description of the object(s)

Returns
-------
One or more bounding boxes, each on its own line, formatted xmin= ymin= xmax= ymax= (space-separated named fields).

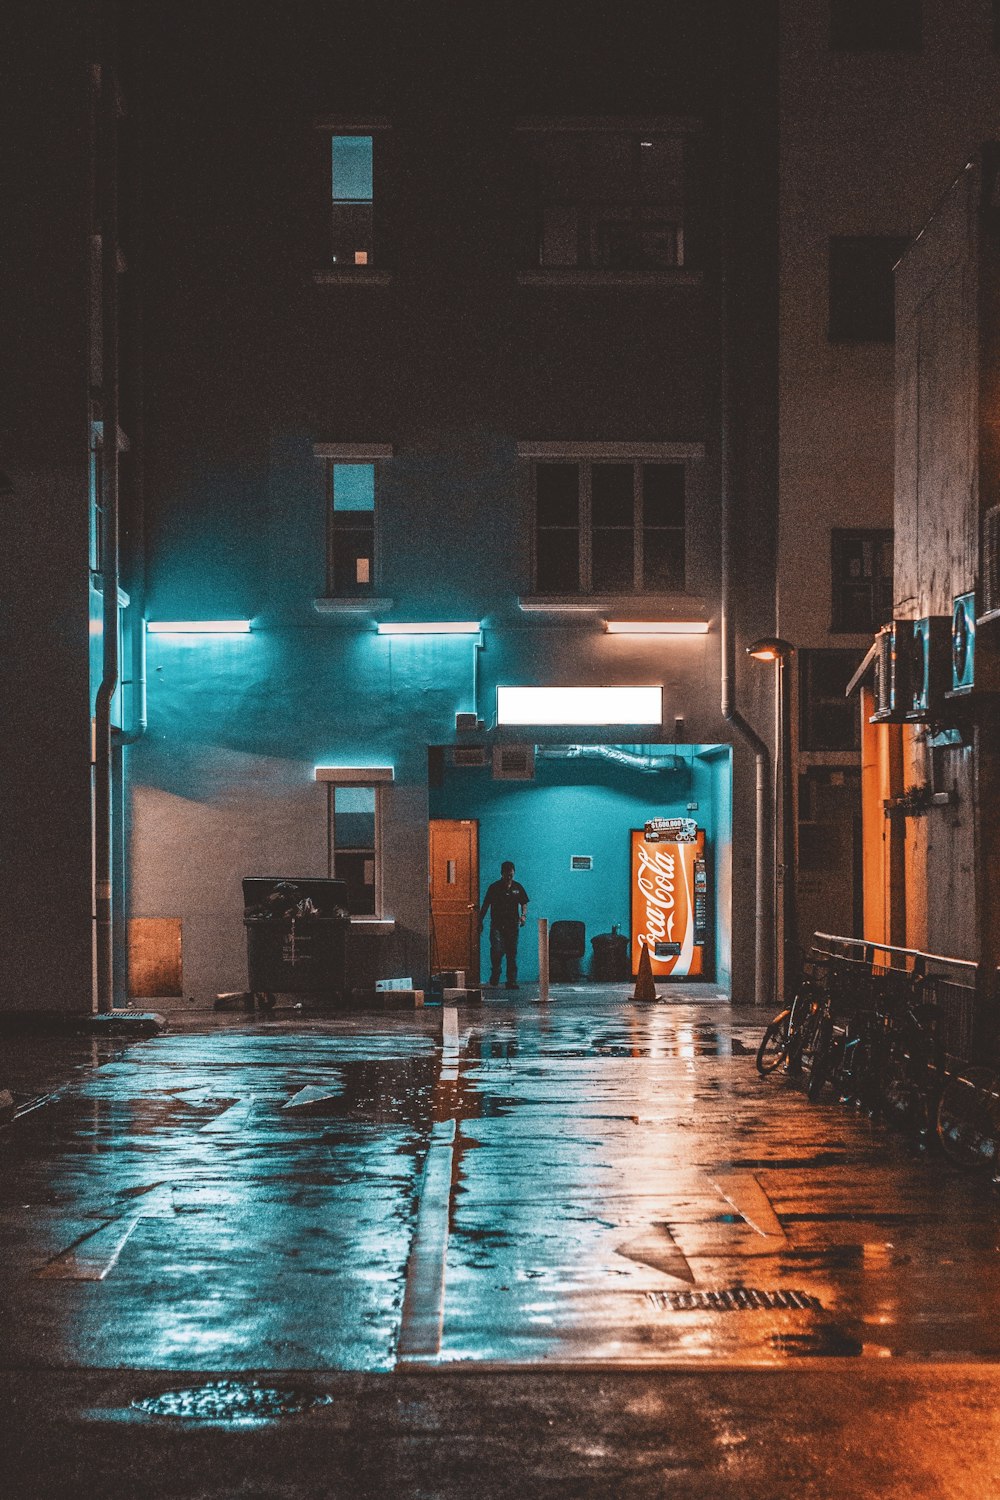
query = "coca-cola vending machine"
xmin=630 ymin=821 xmax=709 ymax=978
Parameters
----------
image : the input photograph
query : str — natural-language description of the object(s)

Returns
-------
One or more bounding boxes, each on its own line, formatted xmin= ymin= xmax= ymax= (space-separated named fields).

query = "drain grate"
xmin=647 ymin=1287 xmax=823 ymax=1313
xmin=132 ymin=1380 xmax=333 ymax=1425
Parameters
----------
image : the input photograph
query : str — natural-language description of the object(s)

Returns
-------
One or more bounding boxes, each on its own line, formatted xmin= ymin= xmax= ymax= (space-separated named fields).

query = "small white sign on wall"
xmin=570 ymin=855 xmax=593 ymax=871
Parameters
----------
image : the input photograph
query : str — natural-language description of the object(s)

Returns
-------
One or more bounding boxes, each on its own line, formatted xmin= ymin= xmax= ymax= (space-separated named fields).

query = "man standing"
xmin=479 ymin=860 xmax=529 ymax=990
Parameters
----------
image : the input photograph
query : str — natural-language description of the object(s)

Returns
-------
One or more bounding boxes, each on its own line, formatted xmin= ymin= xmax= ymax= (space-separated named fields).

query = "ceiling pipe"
xmin=535 ymin=745 xmax=689 ymax=774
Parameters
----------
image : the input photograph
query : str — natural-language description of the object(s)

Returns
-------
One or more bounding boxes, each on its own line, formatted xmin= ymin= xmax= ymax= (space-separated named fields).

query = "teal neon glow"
xmin=376 ymin=622 xmax=481 ymax=635
xmin=497 ymin=685 xmax=662 ymax=725
xmin=146 ymin=621 xmax=252 ymax=634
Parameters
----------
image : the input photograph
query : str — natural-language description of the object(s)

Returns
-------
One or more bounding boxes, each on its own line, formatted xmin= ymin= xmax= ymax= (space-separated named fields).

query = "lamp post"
xmin=747 ymin=637 xmax=796 ymax=1001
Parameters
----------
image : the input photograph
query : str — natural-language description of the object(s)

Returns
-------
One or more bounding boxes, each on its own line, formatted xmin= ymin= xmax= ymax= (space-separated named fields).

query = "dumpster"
xmin=243 ymin=877 xmax=350 ymax=1004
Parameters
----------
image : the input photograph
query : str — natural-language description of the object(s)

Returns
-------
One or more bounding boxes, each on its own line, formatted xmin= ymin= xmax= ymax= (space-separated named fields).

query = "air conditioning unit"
xmin=870 ymin=622 xmax=913 ymax=723
xmin=983 ymin=505 xmax=1000 ymax=618
xmin=451 ymin=745 xmax=488 ymax=769
xmin=906 ymin=616 xmax=951 ymax=720
xmin=492 ymin=744 xmax=535 ymax=781
xmin=950 ymin=592 xmax=977 ymax=695
xmin=947 ymin=590 xmax=1000 ymax=699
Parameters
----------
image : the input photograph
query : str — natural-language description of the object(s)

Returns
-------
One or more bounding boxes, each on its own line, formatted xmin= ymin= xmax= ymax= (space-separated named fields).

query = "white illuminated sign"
xmin=496 ymin=685 xmax=662 ymax=726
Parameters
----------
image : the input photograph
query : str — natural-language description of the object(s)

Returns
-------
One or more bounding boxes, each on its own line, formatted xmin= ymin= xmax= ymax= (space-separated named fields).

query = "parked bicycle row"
xmin=756 ymin=945 xmax=1000 ymax=1183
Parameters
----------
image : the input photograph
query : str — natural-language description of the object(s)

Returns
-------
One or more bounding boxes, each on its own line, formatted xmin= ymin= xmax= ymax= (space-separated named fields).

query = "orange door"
xmin=429 ymin=819 xmax=479 ymax=982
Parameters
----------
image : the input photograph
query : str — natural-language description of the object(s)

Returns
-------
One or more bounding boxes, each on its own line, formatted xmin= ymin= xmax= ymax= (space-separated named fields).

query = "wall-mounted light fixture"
xmin=497 ymin=685 xmax=662 ymax=726
xmin=376 ymin=621 xmax=482 ymax=635
xmin=604 ymin=620 xmax=709 ymax=635
xmin=146 ymin=620 xmax=252 ymax=634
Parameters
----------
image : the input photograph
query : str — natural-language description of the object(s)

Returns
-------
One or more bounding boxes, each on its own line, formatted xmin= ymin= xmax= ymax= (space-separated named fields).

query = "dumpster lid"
xmin=242 ymin=877 xmax=350 ymax=918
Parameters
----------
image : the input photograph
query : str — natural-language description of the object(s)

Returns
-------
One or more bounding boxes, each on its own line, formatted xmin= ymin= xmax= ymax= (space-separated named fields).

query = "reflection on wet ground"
xmin=1 ymin=988 xmax=998 ymax=1374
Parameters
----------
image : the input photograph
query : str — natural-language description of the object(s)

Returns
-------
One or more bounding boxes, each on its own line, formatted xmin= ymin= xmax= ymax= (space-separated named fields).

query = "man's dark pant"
xmin=489 ymin=924 xmax=519 ymax=985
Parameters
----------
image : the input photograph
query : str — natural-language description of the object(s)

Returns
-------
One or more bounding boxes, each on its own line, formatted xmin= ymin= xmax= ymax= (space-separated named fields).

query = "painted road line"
xmin=708 ymin=1170 xmax=787 ymax=1243
xmin=201 ymin=1095 xmax=257 ymax=1132
xmin=35 ymin=1216 xmax=143 ymax=1281
xmin=397 ymin=1117 xmax=456 ymax=1361
xmin=440 ymin=1005 xmax=460 ymax=1082
xmin=282 ymin=1084 xmax=343 ymax=1111
xmin=616 ymin=1222 xmax=696 ymax=1283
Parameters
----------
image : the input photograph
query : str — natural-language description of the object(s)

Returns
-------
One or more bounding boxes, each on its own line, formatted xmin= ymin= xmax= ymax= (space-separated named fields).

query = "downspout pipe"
xmin=719 ymin=3 xmax=771 ymax=1007
xmin=94 ymin=55 xmax=120 ymax=1014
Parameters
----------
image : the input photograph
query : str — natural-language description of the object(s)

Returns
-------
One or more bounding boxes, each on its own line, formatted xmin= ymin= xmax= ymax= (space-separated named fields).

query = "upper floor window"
xmin=828 ymin=236 xmax=908 ymax=342
xmin=831 ymin=528 xmax=893 ymax=633
xmin=521 ymin=124 xmax=690 ymax=272
xmin=830 ymin=0 xmax=921 ymax=52
xmin=331 ymin=135 xmax=374 ymax=266
xmin=327 ymin=462 xmax=376 ymax=596
xmin=533 ymin=459 xmax=686 ymax=594
xmin=799 ymin=650 xmax=865 ymax=752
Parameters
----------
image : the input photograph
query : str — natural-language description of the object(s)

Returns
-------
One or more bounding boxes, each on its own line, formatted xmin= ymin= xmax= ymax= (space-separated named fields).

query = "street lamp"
xmin=747 ymin=637 xmax=796 ymax=1000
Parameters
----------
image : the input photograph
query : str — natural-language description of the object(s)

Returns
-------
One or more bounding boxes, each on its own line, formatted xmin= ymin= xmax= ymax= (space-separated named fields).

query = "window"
xmin=799 ymin=650 xmax=865 ymax=752
xmin=89 ymin=423 xmax=105 ymax=575
xmin=828 ymin=236 xmax=908 ymax=342
xmin=523 ymin=127 xmax=689 ymax=271
xmin=327 ymin=463 xmax=375 ymax=596
xmin=830 ymin=0 xmax=921 ymax=52
xmin=534 ymin=459 xmax=685 ymax=594
xmin=330 ymin=785 xmax=378 ymax=914
xmin=331 ymin=135 xmax=373 ymax=266
xmin=831 ymin=528 xmax=893 ymax=633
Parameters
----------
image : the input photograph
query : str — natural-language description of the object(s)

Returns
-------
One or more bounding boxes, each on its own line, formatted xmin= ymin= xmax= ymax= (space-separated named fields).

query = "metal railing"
xmin=809 ymin=932 xmax=993 ymax=1065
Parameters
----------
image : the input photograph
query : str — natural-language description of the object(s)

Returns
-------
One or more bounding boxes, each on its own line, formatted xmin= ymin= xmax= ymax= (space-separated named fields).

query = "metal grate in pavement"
xmin=647 ymin=1287 xmax=823 ymax=1313
xmin=132 ymin=1381 xmax=333 ymax=1424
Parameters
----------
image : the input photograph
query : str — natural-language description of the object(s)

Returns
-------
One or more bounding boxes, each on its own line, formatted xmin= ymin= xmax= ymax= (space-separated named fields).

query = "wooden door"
xmin=429 ymin=819 xmax=479 ymax=982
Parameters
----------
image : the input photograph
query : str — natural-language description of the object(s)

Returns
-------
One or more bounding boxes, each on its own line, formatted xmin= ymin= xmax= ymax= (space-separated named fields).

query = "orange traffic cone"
xmin=632 ymin=940 xmax=658 ymax=1002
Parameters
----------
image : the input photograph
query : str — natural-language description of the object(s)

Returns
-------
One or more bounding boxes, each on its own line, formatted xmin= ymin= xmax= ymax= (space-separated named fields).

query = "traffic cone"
xmin=632 ymin=940 xmax=658 ymax=1002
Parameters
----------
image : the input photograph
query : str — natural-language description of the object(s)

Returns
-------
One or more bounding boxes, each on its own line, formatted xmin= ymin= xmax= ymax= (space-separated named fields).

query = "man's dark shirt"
xmin=479 ymin=879 xmax=529 ymax=930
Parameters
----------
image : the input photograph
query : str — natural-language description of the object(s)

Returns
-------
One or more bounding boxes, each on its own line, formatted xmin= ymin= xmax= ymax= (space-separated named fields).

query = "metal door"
xmin=429 ymin=819 xmax=479 ymax=982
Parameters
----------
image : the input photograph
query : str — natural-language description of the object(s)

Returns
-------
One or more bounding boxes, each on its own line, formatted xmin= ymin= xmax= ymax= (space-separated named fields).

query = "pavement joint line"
xmin=35 ymin=1215 xmax=144 ymax=1281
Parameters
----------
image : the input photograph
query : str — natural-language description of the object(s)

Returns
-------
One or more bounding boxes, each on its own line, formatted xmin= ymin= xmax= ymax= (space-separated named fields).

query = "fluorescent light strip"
xmin=146 ymin=620 xmax=252 ymax=634
xmin=604 ymin=620 xmax=709 ymax=635
xmin=497 ymin=685 xmax=662 ymax=726
xmin=376 ymin=622 xmax=481 ymax=635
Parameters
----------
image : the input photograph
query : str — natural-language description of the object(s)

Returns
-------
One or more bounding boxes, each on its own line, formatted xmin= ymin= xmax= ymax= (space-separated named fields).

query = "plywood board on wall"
xmin=129 ymin=917 xmax=183 ymax=997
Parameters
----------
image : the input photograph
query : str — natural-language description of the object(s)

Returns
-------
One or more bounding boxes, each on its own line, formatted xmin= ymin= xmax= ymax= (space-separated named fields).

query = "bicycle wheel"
xmin=756 ymin=1010 xmax=791 ymax=1075
xmin=806 ymin=1016 xmax=834 ymax=1102
xmin=883 ymin=1007 xmax=945 ymax=1143
xmin=783 ymin=985 xmax=816 ymax=1077
xmin=936 ymin=1066 xmax=1000 ymax=1170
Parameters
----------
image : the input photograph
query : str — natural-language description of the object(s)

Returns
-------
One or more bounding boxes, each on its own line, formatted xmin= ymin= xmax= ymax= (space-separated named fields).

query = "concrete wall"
xmin=0 ymin=7 xmax=95 ymax=1011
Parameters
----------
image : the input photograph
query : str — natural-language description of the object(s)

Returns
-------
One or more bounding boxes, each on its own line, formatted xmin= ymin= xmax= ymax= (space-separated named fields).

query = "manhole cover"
xmin=647 ymin=1288 xmax=822 ymax=1312
xmin=132 ymin=1380 xmax=333 ymax=1425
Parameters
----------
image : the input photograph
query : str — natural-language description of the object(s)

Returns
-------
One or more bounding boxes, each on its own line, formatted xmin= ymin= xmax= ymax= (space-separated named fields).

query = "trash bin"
xmin=590 ymin=930 xmax=631 ymax=981
xmin=242 ymin=877 xmax=350 ymax=1003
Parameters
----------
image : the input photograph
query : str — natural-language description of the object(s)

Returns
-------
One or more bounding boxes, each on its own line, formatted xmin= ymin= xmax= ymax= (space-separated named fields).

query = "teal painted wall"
xmin=430 ymin=746 xmax=730 ymax=983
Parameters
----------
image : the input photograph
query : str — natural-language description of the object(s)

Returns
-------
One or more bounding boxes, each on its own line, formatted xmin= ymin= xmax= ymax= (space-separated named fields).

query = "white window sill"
xmin=518 ymin=268 xmax=702 ymax=288
xmin=518 ymin=593 xmax=707 ymax=616
xmin=313 ymin=597 xmax=393 ymax=616
xmin=350 ymin=917 xmax=395 ymax=934
xmin=313 ymin=269 xmax=392 ymax=286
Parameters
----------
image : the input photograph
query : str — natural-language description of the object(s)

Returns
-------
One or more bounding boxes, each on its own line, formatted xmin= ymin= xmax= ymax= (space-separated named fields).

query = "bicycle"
xmin=936 ymin=1065 xmax=1000 ymax=1181
xmin=756 ymin=964 xmax=826 ymax=1077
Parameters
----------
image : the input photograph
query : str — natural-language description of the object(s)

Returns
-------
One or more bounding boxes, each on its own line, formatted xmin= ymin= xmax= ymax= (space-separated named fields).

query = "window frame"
xmin=521 ymin=443 xmax=700 ymax=597
xmin=312 ymin=443 xmax=392 ymax=602
xmin=314 ymin=766 xmax=393 ymax=920
xmin=799 ymin=649 xmax=867 ymax=753
xmin=830 ymin=526 xmax=894 ymax=635
xmin=312 ymin=117 xmax=391 ymax=284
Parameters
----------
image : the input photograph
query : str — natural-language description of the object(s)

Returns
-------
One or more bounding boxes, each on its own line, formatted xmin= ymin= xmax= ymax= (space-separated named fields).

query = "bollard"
xmin=536 ymin=917 xmax=550 ymax=1002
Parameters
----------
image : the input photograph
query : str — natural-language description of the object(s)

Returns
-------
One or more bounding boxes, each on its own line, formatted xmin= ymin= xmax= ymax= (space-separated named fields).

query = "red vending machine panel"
xmin=630 ymin=827 xmax=707 ymax=978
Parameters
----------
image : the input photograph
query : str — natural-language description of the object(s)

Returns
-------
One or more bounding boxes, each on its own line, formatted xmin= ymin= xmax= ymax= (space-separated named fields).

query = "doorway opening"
xmin=429 ymin=742 xmax=732 ymax=994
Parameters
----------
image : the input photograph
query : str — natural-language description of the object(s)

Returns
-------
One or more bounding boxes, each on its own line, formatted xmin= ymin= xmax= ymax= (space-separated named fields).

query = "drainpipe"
xmin=719 ymin=4 xmax=771 ymax=1007
xmin=94 ymin=55 xmax=120 ymax=1014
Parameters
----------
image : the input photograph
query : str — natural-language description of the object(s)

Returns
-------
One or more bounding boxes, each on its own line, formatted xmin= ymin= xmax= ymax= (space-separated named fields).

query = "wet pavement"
xmin=3 ymin=985 xmax=1000 ymax=1495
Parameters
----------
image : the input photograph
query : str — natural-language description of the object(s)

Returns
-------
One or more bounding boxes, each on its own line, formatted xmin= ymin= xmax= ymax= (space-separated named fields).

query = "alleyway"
xmin=3 ymin=989 xmax=1000 ymax=1496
